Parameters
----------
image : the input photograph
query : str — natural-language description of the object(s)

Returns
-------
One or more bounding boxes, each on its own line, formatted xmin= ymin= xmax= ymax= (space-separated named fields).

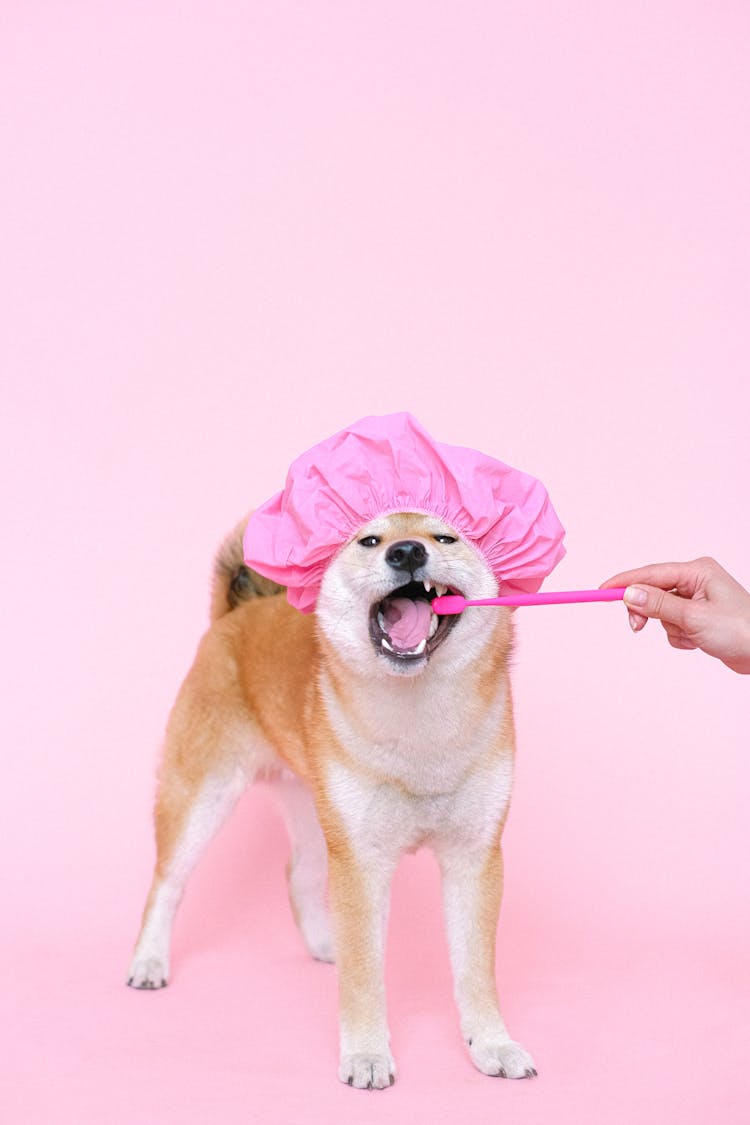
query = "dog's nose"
xmin=385 ymin=540 xmax=428 ymax=573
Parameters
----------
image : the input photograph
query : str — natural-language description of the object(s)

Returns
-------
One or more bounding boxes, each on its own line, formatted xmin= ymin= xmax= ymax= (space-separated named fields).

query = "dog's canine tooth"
xmin=428 ymin=614 xmax=439 ymax=638
xmin=377 ymin=611 xmax=386 ymax=631
xmin=423 ymin=579 xmax=431 ymax=593
xmin=435 ymin=583 xmax=447 ymax=597
xmin=381 ymin=637 xmax=395 ymax=653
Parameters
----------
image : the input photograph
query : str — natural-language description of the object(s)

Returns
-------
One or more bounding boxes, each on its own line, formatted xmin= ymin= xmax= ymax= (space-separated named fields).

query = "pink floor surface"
xmin=6 ymin=769 xmax=748 ymax=1125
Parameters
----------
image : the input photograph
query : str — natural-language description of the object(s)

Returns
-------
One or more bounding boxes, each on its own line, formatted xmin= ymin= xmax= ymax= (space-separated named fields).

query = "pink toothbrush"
xmin=432 ymin=588 xmax=627 ymax=614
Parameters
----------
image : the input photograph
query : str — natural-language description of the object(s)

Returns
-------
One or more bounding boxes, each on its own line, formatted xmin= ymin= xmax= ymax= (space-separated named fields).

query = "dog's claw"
xmin=126 ymin=957 xmax=169 ymax=990
xmin=339 ymin=1052 xmax=396 ymax=1090
xmin=469 ymin=1038 xmax=536 ymax=1080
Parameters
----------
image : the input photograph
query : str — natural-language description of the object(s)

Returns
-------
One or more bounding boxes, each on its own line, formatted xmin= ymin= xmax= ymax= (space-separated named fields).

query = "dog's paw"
xmin=339 ymin=1052 xmax=396 ymax=1090
xmin=299 ymin=914 xmax=335 ymax=963
xmin=126 ymin=957 xmax=169 ymax=990
xmin=469 ymin=1037 xmax=537 ymax=1079
xmin=307 ymin=933 xmax=335 ymax=964
xmin=296 ymin=902 xmax=335 ymax=963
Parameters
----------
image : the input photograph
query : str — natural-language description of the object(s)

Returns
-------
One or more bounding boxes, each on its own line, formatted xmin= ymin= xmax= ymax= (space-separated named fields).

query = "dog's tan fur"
xmin=128 ymin=512 xmax=536 ymax=1087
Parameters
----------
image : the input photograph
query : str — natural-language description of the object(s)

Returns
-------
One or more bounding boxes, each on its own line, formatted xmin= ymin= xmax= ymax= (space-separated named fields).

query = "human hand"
xmin=601 ymin=557 xmax=750 ymax=675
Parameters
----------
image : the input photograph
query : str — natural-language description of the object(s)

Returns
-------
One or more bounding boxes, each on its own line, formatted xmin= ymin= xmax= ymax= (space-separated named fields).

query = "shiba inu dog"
xmin=127 ymin=511 xmax=537 ymax=1088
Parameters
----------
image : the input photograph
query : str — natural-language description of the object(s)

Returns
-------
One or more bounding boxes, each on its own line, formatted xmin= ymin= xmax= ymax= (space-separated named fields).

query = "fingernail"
xmin=624 ymin=585 xmax=647 ymax=607
xmin=628 ymin=613 xmax=639 ymax=632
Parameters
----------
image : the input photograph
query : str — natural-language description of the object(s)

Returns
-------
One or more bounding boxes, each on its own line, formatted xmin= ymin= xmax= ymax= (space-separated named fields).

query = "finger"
xmin=628 ymin=612 xmax=647 ymax=632
xmin=623 ymin=583 xmax=695 ymax=628
xmin=663 ymin=627 xmax=698 ymax=651
xmin=601 ymin=562 xmax=701 ymax=597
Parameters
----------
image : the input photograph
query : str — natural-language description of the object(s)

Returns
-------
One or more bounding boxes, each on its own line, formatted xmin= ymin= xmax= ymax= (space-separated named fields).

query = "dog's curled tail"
xmin=210 ymin=515 xmax=285 ymax=623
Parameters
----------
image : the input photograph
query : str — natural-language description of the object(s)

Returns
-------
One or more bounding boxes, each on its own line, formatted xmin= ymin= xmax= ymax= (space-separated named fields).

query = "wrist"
xmin=722 ymin=614 xmax=750 ymax=674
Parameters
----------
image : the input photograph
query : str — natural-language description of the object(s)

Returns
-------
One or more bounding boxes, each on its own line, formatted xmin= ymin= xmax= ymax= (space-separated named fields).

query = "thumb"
xmin=623 ymin=584 xmax=692 ymax=628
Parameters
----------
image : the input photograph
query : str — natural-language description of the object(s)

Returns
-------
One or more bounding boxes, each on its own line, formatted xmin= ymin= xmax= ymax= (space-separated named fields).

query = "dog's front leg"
xmin=327 ymin=838 xmax=397 ymax=1090
xmin=437 ymin=839 xmax=537 ymax=1079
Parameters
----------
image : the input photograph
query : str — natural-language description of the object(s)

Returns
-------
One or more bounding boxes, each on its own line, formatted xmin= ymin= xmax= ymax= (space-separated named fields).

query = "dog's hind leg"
xmin=126 ymin=635 xmax=265 ymax=989
xmin=126 ymin=764 xmax=247 ymax=989
xmin=269 ymin=772 xmax=335 ymax=963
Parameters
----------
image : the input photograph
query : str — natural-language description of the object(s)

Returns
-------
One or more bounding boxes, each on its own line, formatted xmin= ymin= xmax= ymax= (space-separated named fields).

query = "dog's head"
xmin=316 ymin=512 xmax=505 ymax=678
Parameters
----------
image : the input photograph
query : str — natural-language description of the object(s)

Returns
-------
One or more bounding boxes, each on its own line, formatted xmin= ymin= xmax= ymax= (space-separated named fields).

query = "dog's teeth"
xmin=429 ymin=614 xmax=439 ymax=638
xmin=378 ymin=611 xmax=386 ymax=631
xmin=381 ymin=637 xmax=427 ymax=656
xmin=435 ymin=583 xmax=447 ymax=597
xmin=423 ymin=579 xmax=431 ymax=593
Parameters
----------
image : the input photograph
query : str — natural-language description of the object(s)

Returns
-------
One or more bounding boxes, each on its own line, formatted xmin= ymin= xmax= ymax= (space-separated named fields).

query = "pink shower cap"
xmin=243 ymin=412 xmax=565 ymax=614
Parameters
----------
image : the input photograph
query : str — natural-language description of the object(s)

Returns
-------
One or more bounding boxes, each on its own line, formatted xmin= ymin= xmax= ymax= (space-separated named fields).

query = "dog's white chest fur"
xmin=320 ymin=666 xmax=514 ymax=855
xmin=325 ymin=752 xmax=513 ymax=858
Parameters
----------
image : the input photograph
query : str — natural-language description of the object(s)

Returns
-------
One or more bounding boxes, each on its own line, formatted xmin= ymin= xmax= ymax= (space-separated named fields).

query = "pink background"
xmin=2 ymin=3 xmax=748 ymax=1122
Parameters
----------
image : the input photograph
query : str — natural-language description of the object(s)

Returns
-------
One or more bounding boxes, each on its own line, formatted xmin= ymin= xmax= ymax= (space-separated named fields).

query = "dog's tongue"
xmin=383 ymin=598 xmax=432 ymax=650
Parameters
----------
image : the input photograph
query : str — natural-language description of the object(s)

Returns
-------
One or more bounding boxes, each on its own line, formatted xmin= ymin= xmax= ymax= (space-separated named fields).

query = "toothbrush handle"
xmin=432 ymin=588 xmax=627 ymax=615
xmin=470 ymin=588 xmax=627 ymax=607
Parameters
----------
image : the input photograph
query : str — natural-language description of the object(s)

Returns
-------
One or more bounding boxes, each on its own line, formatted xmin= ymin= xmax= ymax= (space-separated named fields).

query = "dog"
xmin=127 ymin=510 xmax=537 ymax=1088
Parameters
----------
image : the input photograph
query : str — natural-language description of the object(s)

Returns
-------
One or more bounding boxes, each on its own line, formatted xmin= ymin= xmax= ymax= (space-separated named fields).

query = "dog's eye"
xmin=358 ymin=535 xmax=381 ymax=548
xmin=433 ymin=535 xmax=457 ymax=545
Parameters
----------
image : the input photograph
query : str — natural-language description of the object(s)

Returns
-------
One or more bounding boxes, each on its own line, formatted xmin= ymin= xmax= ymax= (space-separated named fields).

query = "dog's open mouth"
xmin=369 ymin=580 xmax=461 ymax=663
